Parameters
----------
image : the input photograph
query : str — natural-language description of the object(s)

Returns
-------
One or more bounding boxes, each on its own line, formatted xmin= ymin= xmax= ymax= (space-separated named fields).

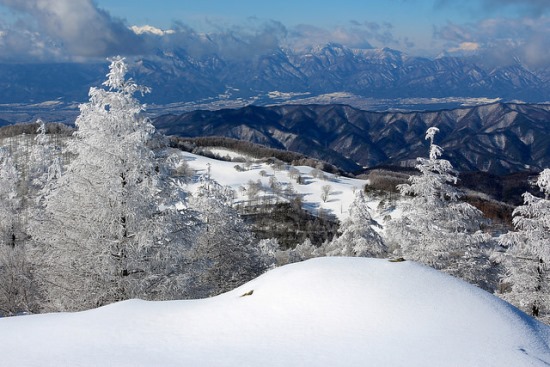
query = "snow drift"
xmin=1 ymin=257 xmax=549 ymax=366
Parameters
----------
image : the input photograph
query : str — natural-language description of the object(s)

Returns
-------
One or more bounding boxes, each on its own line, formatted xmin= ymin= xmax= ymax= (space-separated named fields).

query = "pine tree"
xmin=499 ymin=169 xmax=550 ymax=322
xmin=323 ymin=190 xmax=387 ymax=257
xmin=31 ymin=57 xmax=193 ymax=311
xmin=387 ymin=128 xmax=491 ymax=284
xmin=188 ymin=173 xmax=270 ymax=297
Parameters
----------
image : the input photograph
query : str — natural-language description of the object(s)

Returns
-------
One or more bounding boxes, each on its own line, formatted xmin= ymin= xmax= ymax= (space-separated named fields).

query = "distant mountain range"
xmin=1 ymin=43 xmax=548 ymax=176
xmin=0 ymin=44 xmax=549 ymax=106
xmin=154 ymin=102 xmax=550 ymax=175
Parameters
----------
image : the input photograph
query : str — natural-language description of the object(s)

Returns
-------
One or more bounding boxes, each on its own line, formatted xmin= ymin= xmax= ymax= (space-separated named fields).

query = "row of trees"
xmin=387 ymin=129 xmax=549 ymax=322
xmin=277 ymin=127 xmax=549 ymax=323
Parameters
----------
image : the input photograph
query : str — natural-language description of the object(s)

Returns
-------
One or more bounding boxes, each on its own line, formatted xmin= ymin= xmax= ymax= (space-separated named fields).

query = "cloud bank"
xmin=435 ymin=17 xmax=550 ymax=68
xmin=0 ymin=0 xmax=548 ymax=71
xmin=0 ymin=0 xmax=144 ymax=60
xmin=0 ymin=0 xmax=398 ymax=62
xmin=0 ymin=0 xmax=399 ymax=63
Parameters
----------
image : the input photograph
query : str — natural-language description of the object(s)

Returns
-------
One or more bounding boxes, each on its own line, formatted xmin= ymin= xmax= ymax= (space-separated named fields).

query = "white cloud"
xmin=435 ymin=17 xmax=550 ymax=68
xmin=0 ymin=0 xmax=145 ymax=58
xmin=130 ymin=25 xmax=175 ymax=36
xmin=448 ymin=41 xmax=480 ymax=52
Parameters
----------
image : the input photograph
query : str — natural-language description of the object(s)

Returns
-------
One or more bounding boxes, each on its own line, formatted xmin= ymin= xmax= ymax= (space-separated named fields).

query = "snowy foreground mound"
xmin=2 ymin=258 xmax=550 ymax=367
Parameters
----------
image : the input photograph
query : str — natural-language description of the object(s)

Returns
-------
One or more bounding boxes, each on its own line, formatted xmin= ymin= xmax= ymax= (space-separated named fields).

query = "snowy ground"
xmin=179 ymin=149 xmax=383 ymax=222
xmin=1 ymin=257 xmax=549 ymax=367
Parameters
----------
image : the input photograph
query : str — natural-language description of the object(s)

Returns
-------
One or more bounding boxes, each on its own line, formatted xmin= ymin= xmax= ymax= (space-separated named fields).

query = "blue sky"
xmin=92 ymin=0 xmax=539 ymax=44
xmin=96 ymin=0 xmax=441 ymax=29
xmin=0 ymin=0 xmax=548 ymax=66
xmin=94 ymin=0 xmax=520 ymax=28
xmin=91 ymin=0 xmax=501 ymax=51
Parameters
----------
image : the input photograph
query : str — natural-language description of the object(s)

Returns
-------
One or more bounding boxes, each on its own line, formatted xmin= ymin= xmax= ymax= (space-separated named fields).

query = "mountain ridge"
xmin=154 ymin=102 xmax=550 ymax=175
xmin=0 ymin=44 xmax=548 ymax=105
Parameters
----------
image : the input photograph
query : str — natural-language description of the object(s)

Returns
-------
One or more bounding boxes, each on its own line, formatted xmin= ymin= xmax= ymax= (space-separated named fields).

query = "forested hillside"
xmin=154 ymin=102 xmax=550 ymax=175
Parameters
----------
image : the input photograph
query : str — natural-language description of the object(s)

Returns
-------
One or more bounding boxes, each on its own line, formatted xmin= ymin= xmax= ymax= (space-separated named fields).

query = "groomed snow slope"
xmin=1 ymin=257 xmax=549 ymax=367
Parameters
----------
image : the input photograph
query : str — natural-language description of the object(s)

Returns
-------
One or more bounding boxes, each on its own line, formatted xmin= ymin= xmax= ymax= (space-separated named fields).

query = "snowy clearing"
xmin=181 ymin=150 xmax=374 ymax=222
xmin=0 ymin=257 xmax=549 ymax=367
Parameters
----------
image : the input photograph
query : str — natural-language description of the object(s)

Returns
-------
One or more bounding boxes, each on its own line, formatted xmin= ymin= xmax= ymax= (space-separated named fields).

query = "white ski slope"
xmin=1 ymin=257 xmax=549 ymax=367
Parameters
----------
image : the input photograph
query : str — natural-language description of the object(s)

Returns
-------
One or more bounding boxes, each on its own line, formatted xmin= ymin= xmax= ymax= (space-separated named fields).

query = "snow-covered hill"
xmin=180 ymin=149 xmax=375 ymax=222
xmin=1 ymin=257 xmax=548 ymax=367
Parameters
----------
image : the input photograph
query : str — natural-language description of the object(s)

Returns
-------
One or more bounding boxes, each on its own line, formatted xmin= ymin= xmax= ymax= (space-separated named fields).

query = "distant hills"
xmin=154 ymin=102 xmax=550 ymax=175
xmin=0 ymin=44 xmax=549 ymax=106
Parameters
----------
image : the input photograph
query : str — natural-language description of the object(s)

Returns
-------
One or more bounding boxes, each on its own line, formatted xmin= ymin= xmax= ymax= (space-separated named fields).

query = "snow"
xmin=205 ymin=147 xmax=249 ymax=161
xmin=1 ymin=257 xmax=549 ymax=366
xmin=181 ymin=150 xmax=370 ymax=221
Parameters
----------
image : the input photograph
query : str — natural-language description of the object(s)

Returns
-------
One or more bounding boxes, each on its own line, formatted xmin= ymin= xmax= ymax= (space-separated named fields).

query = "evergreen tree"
xmin=31 ymin=57 xmax=193 ymax=311
xmin=387 ymin=128 xmax=491 ymax=283
xmin=188 ymin=172 xmax=271 ymax=297
xmin=323 ymin=191 xmax=387 ymax=258
xmin=499 ymin=169 xmax=550 ymax=322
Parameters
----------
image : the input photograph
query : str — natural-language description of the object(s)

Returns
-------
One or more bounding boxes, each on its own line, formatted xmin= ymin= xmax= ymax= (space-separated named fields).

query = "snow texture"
xmin=0 ymin=257 xmax=549 ymax=367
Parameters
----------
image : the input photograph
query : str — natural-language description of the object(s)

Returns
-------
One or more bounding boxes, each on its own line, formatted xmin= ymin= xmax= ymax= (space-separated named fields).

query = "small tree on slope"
xmin=498 ymin=169 xmax=550 ymax=322
xmin=322 ymin=190 xmax=387 ymax=258
xmin=31 ymin=57 xmax=193 ymax=311
xmin=386 ymin=127 xmax=492 ymax=287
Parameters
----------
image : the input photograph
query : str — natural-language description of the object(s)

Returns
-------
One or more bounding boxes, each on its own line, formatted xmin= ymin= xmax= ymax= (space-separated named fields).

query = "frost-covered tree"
xmin=0 ymin=147 xmax=22 ymax=248
xmin=31 ymin=57 xmax=193 ymax=311
xmin=276 ymin=238 xmax=318 ymax=266
xmin=0 ymin=244 xmax=40 ymax=316
xmin=246 ymin=179 xmax=261 ymax=203
xmin=320 ymin=184 xmax=332 ymax=203
xmin=258 ymin=238 xmax=279 ymax=269
xmin=0 ymin=147 xmax=40 ymax=315
xmin=498 ymin=169 xmax=550 ymax=322
xmin=386 ymin=128 xmax=491 ymax=284
xmin=29 ymin=120 xmax=59 ymax=190
xmin=323 ymin=191 xmax=387 ymax=258
xmin=188 ymin=174 xmax=272 ymax=297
